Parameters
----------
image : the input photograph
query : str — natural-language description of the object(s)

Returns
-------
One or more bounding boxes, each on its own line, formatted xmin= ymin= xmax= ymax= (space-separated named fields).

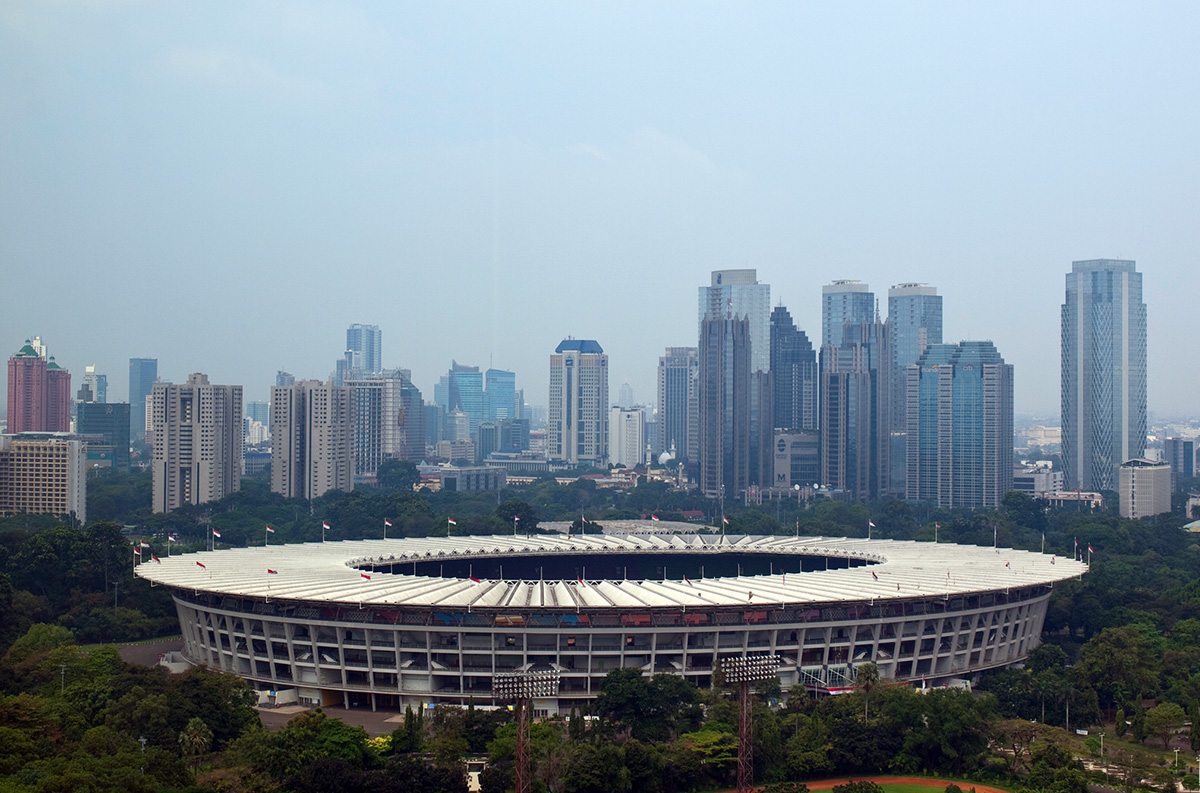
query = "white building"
xmin=609 ymin=407 xmax=645 ymax=468
xmin=151 ymin=374 xmax=242 ymax=513
xmin=548 ymin=339 xmax=608 ymax=466
xmin=1012 ymin=462 xmax=1064 ymax=497
xmin=1119 ymin=458 xmax=1172 ymax=519
xmin=271 ymin=380 xmax=354 ymax=500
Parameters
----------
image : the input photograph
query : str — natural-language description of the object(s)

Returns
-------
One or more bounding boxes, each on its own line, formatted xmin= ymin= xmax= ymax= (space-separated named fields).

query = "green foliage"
xmin=1144 ymin=701 xmax=1186 ymax=748
xmin=831 ymin=780 xmax=885 ymax=793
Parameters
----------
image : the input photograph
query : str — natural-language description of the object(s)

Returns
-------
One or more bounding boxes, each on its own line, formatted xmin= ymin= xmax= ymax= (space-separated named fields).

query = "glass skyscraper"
xmin=769 ymin=305 xmax=817 ymax=431
xmin=485 ymin=368 xmax=516 ymax=421
xmin=128 ymin=357 xmax=157 ymax=441
xmin=821 ymin=280 xmax=874 ymax=349
xmin=346 ymin=324 xmax=382 ymax=373
xmin=1061 ymin=259 xmax=1147 ymax=492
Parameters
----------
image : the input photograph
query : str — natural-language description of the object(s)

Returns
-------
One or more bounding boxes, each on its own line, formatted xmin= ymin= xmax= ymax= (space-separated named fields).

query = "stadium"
xmin=135 ymin=522 xmax=1086 ymax=714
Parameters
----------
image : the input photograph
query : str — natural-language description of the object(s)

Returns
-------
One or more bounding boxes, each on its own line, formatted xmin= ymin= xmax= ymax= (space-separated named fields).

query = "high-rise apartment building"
xmin=151 ymin=373 xmax=242 ymax=513
xmin=7 ymin=341 xmax=70 ymax=434
xmin=698 ymin=316 xmax=751 ymax=498
xmin=769 ymin=306 xmax=817 ymax=431
xmin=657 ymin=347 xmax=699 ymax=465
xmin=609 ymin=407 xmax=645 ymax=468
xmin=822 ymin=280 xmax=875 ymax=349
xmin=271 ymin=381 xmax=354 ymax=499
xmin=0 ymin=435 xmax=86 ymax=524
xmin=547 ymin=340 xmax=608 ymax=466
xmin=819 ymin=319 xmax=890 ymax=500
xmin=905 ymin=341 xmax=1014 ymax=509
xmin=276 ymin=370 xmax=295 ymax=388
xmin=346 ymin=374 xmax=425 ymax=477
xmin=1061 ymin=259 xmax=1147 ymax=492
xmin=128 ymin=358 xmax=158 ymax=441
xmin=77 ymin=402 xmax=131 ymax=472
xmin=485 ymin=369 xmax=516 ymax=421
xmin=346 ymin=324 xmax=383 ymax=374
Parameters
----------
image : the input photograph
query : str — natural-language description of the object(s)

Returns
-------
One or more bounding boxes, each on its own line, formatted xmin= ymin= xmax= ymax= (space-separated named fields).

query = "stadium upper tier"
xmin=136 ymin=530 xmax=1083 ymax=611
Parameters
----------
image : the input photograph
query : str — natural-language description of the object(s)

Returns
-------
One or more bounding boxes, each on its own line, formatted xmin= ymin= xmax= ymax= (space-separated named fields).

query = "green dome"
xmin=14 ymin=340 xmax=38 ymax=358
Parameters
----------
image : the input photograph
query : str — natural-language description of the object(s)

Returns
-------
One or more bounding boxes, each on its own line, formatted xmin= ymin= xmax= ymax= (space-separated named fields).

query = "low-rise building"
xmin=0 ymin=434 xmax=86 ymax=524
xmin=1119 ymin=458 xmax=1173 ymax=519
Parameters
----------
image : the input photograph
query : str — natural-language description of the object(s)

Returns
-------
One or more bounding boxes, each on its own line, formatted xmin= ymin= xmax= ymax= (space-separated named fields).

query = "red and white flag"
xmin=360 ymin=573 xmax=371 ymax=580
xmin=151 ymin=555 xmax=161 ymax=563
xmin=470 ymin=576 xmax=481 ymax=583
xmin=1087 ymin=543 xmax=1095 ymax=554
xmin=384 ymin=519 xmax=392 ymax=528
xmin=935 ymin=522 xmax=942 ymax=529
xmin=133 ymin=547 xmax=141 ymax=556
xmin=168 ymin=534 xmax=179 ymax=542
xmin=1051 ymin=555 xmax=1056 ymax=564
xmin=265 ymin=525 xmax=275 ymax=533
xmin=322 ymin=522 xmax=330 ymax=530
xmin=651 ymin=514 xmax=660 ymax=521
xmin=196 ymin=561 xmax=206 ymax=569
xmin=447 ymin=518 xmax=457 ymax=526
xmin=211 ymin=529 xmax=221 ymax=538
xmin=267 ymin=569 xmax=278 ymax=575
xmin=871 ymin=570 xmax=878 ymax=580
xmin=575 ymin=577 xmax=585 ymax=586
xmin=513 ymin=515 xmax=520 ymax=522
xmin=1005 ymin=561 xmax=1011 ymax=569
xmin=722 ymin=515 xmax=730 ymax=525
xmin=139 ymin=541 xmax=150 ymax=548
xmin=684 ymin=576 xmax=693 ymax=585
xmin=868 ymin=520 xmax=877 ymax=528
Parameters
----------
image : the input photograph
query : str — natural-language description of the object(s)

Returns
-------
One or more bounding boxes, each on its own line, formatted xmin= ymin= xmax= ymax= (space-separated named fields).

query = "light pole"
xmin=720 ymin=655 xmax=780 ymax=793
xmin=494 ymin=670 xmax=560 ymax=793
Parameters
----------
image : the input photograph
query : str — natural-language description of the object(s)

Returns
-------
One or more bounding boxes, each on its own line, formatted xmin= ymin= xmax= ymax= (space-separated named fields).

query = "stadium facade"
xmin=136 ymin=525 xmax=1085 ymax=713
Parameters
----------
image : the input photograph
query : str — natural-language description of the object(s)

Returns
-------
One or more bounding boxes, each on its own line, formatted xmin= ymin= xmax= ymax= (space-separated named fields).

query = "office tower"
xmin=1119 ymin=459 xmax=1172 ymax=519
xmin=271 ymin=381 xmax=354 ymax=499
xmin=698 ymin=316 xmax=751 ymax=498
xmin=610 ymin=407 xmax=645 ymax=468
xmin=7 ymin=342 xmax=70 ymax=433
xmin=151 ymin=374 xmax=242 ymax=513
xmin=128 ymin=358 xmax=158 ymax=441
xmin=822 ymin=280 xmax=875 ymax=349
xmin=886 ymin=283 xmax=943 ymax=496
xmin=769 ymin=306 xmax=817 ymax=431
xmin=346 ymin=324 xmax=382 ymax=374
xmin=657 ymin=347 xmax=699 ymax=465
xmin=424 ymin=404 xmax=444 ymax=447
xmin=617 ymin=382 xmax=635 ymax=409
xmin=1163 ymin=438 xmax=1195 ymax=480
xmin=476 ymin=421 xmax=500 ymax=463
xmin=905 ymin=341 xmax=1014 ymax=508
xmin=772 ymin=430 xmax=820 ymax=489
xmin=246 ymin=400 xmax=270 ymax=429
xmin=346 ymin=374 xmax=425 ymax=478
xmin=77 ymin=402 xmax=132 ymax=471
xmin=509 ymin=418 xmax=530 ymax=452
xmin=699 ymin=270 xmax=772 ymax=487
xmin=1062 ymin=259 xmax=1147 ymax=492
xmin=79 ymin=365 xmax=107 ymax=404
xmin=548 ymin=339 xmax=609 ymax=466
xmin=438 ymin=362 xmax=484 ymax=438
xmin=276 ymin=370 xmax=295 ymax=388
xmin=513 ymin=388 xmax=525 ymax=421
xmin=485 ymin=369 xmax=516 ymax=421
xmin=0 ymin=435 xmax=86 ymax=524
xmin=819 ymin=318 xmax=890 ymax=500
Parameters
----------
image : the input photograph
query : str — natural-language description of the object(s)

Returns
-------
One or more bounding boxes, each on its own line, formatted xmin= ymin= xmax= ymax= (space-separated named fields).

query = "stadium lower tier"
xmin=171 ymin=583 xmax=1052 ymax=713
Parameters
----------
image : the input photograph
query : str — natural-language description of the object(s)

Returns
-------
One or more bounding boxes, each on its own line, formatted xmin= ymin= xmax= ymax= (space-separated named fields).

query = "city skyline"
xmin=2 ymin=4 xmax=1198 ymax=417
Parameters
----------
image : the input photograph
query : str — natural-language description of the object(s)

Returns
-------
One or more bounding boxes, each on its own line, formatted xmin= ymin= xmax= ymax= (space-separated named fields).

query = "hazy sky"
xmin=2 ymin=2 xmax=1197 ymax=418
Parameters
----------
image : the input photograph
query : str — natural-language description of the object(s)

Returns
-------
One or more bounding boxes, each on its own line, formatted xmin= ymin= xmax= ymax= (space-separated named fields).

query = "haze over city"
xmin=2 ymin=2 xmax=1197 ymax=416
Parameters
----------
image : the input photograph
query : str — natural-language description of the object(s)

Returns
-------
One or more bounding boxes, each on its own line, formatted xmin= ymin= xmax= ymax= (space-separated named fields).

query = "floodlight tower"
xmin=494 ymin=669 xmax=560 ymax=793
xmin=720 ymin=654 xmax=780 ymax=793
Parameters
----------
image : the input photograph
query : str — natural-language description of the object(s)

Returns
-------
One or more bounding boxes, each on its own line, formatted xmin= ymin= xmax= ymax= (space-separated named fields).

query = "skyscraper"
xmin=128 ymin=358 xmax=158 ymax=441
xmin=657 ymin=347 xmax=699 ymax=465
xmin=79 ymin=365 xmax=108 ymax=404
xmin=769 ymin=306 xmax=817 ymax=431
xmin=346 ymin=373 xmax=426 ymax=476
xmin=346 ymin=324 xmax=383 ymax=374
xmin=548 ymin=339 xmax=608 ymax=466
xmin=7 ymin=341 xmax=70 ymax=433
xmin=905 ymin=341 xmax=1013 ymax=508
xmin=447 ymin=362 xmax=484 ymax=437
xmin=485 ymin=368 xmax=516 ymax=421
xmin=886 ymin=283 xmax=943 ymax=496
xmin=617 ymin=382 xmax=635 ymax=409
xmin=1061 ymin=259 xmax=1147 ymax=492
xmin=698 ymin=316 xmax=751 ymax=498
xmin=151 ymin=373 xmax=242 ymax=513
xmin=819 ymin=318 xmax=890 ymax=500
xmin=822 ymin=280 xmax=875 ymax=349
xmin=609 ymin=406 xmax=646 ymax=468
xmin=271 ymin=380 xmax=354 ymax=499
xmin=77 ymin=402 xmax=131 ymax=472
xmin=1162 ymin=438 xmax=1195 ymax=481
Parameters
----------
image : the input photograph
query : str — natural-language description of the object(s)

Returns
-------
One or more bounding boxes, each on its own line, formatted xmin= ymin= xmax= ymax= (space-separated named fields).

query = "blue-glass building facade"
xmin=770 ymin=306 xmax=818 ymax=432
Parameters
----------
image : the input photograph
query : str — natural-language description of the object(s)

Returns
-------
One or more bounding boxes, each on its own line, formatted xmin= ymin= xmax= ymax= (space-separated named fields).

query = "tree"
xmin=178 ymin=716 xmax=213 ymax=769
xmin=856 ymin=662 xmax=879 ymax=721
xmin=1145 ymin=702 xmax=1186 ymax=749
xmin=377 ymin=460 xmax=420 ymax=492
xmin=1075 ymin=625 xmax=1161 ymax=712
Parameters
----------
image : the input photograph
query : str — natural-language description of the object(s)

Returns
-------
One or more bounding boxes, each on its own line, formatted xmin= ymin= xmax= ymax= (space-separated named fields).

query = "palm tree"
xmin=178 ymin=717 xmax=213 ymax=770
xmin=856 ymin=662 xmax=880 ymax=721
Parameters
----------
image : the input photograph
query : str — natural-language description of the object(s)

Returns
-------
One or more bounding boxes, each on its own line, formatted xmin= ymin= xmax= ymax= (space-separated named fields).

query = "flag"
xmin=133 ymin=547 xmax=141 ymax=556
xmin=265 ymin=526 xmax=275 ymax=533
xmin=1088 ymin=543 xmax=1095 ymax=554
xmin=871 ymin=570 xmax=878 ymax=580
xmin=868 ymin=520 xmax=876 ymax=528
xmin=782 ymin=573 xmax=786 ymax=584
xmin=581 ymin=515 xmax=588 ymax=524
xmin=935 ymin=522 xmax=942 ymax=529
xmin=151 ymin=555 xmax=161 ymax=563
xmin=360 ymin=573 xmax=371 ymax=580
xmin=322 ymin=522 xmax=330 ymax=530
xmin=651 ymin=514 xmax=660 ymax=521
xmin=448 ymin=518 xmax=457 ymax=525
xmin=139 ymin=541 xmax=150 ymax=548
xmin=470 ymin=576 xmax=481 ymax=583
xmin=1005 ymin=561 xmax=1011 ymax=569
xmin=576 ymin=577 xmax=585 ymax=586
xmin=684 ymin=576 xmax=692 ymax=585
xmin=267 ymin=569 xmax=278 ymax=575
xmin=1051 ymin=555 xmax=1056 ymax=564
xmin=722 ymin=515 xmax=730 ymax=525
xmin=196 ymin=561 xmax=206 ymax=569
xmin=211 ymin=529 xmax=221 ymax=538
xmin=168 ymin=534 xmax=178 ymax=542
xmin=514 ymin=515 xmax=520 ymax=522
xmin=384 ymin=519 xmax=392 ymax=528
xmin=748 ymin=591 xmax=753 ymax=600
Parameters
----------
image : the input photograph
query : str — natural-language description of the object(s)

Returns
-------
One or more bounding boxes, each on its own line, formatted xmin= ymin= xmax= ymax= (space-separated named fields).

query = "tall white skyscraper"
xmin=1061 ymin=259 xmax=1147 ymax=492
xmin=151 ymin=373 xmax=242 ymax=513
xmin=609 ymin=406 xmax=645 ymax=468
xmin=548 ymin=339 xmax=608 ymax=466
xmin=271 ymin=380 xmax=355 ymax=500
xmin=698 ymin=270 xmax=771 ymax=374
xmin=657 ymin=347 xmax=699 ymax=464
